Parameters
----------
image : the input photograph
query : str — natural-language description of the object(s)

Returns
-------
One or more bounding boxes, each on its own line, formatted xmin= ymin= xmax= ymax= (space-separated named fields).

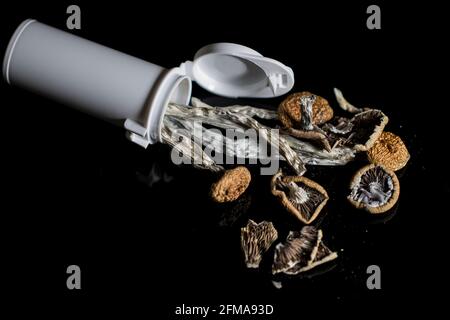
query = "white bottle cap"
xmin=180 ymin=43 xmax=294 ymax=98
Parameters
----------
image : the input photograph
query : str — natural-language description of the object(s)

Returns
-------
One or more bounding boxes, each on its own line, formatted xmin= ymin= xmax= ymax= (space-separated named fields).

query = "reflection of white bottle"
xmin=3 ymin=19 xmax=294 ymax=147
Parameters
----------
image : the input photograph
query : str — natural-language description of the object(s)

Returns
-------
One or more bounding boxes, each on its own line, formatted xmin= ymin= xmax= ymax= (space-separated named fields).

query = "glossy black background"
xmin=1 ymin=1 xmax=445 ymax=317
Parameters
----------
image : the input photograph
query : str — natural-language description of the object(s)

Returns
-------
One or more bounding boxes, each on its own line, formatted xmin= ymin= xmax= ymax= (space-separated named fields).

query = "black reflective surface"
xmin=1 ymin=1 xmax=444 ymax=317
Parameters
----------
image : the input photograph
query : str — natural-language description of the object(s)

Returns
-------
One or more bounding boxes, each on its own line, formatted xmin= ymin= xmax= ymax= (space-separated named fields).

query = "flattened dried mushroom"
xmin=346 ymin=109 xmax=389 ymax=151
xmin=241 ymin=219 xmax=278 ymax=268
xmin=367 ymin=132 xmax=410 ymax=171
xmin=348 ymin=164 xmax=400 ymax=214
xmin=278 ymin=91 xmax=334 ymax=128
xmin=271 ymin=170 xmax=329 ymax=224
xmin=272 ymin=226 xmax=337 ymax=275
xmin=211 ymin=166 xmax=251 ymax=203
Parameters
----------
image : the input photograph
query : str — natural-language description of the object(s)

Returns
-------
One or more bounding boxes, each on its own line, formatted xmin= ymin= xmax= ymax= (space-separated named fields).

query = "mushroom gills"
xmin=272 ymin=226 xmax=338 ymax=275
xmin=241 ymin=220 xmax=278 ymax=268
xmin=279 ymin=180 xmax=327 ymax=222
xmin=349 ymin=166 xmax=394 ymax=207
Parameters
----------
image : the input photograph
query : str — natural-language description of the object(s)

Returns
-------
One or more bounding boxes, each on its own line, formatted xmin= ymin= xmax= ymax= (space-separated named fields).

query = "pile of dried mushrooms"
xmin=163 ymin=88 xmax=410 ymax=286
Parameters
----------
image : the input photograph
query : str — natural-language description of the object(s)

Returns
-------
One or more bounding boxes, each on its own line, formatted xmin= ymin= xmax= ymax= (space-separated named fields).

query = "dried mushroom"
xmin=272 ymin=226 xmax=337 ymax=275
xmin=241 ymin=219 xmax=278 ymax=268
xmin=271 ymin=170 xmax=329 ymax=224
xmin=348 ymin=164 xmax=400 ymax=214
xmin=279 ymin=93 xmax=333 ymax=151
xmin=346 ymin=109 xmax=389 ymax=151
xmin=367 ymin=132 xmax=410 ymax=171
xmin=211 ymin=166 xmax=251 ymax=203
xmin=328 ymin=88 xmax=389 ymax=151
xmin=278 ymin=91 xmax=334 ymax=128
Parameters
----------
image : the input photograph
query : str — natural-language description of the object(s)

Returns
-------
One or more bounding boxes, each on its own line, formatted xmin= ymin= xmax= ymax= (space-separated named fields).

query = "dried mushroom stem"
xmin=333 ymin=88 xmax=363 ymax=114
xmin=299 ymin=94 xmax=316 ymax=130
xmin=282 ymin=127 xmax=332 ymax=152
xmin=241 ymin=220 xmax=278 ymax=268
xmin=161 ymin=123 xmax=223 ymax=172
xmin=271 ymin=170 xmax=329 ymax=224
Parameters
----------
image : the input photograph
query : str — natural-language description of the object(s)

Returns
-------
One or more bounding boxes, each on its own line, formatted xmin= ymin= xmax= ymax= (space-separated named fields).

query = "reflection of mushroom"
xmin=241 ymin=219 xmax=278 ymax=268
xmin=278 ymin=92 xmax=334 ymax=128
xmin=211 ymin=166 xmax=251 ymax=203
xmin=271 ymin=170 xmax=329 ymax=224
xmin=346 ymin=109 xmax=389 ymax=151
xmin=348 ymin=164 xmax=400 ymax=214
xmin=218 ymin=194 xmax=252 ymax=227
xmin=272 ymin=226 xmax=337 ymax=275
xmin=367 ymin=132 xmax=410 ymax=171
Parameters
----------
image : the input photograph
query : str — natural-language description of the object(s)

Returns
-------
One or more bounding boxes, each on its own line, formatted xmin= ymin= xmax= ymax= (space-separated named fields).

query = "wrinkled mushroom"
xmin=271 ymin=170 xmax=329 ymax=224
xmin=348 ymin=164 xmax=400 ymax=214
xmin=272 ymin=226 xmax=337 ymax=275
xmin=367 ymin=132 xmax=410 ymax=171
xmin=241 ymin=219 xmax=278 ymax=268
xmin=279 ymin=91 xmax=334 ymax=128
xmin=211 ymin=166 xmax=251 ymax=203
xmin=279 ymin=93 xmax=334 ymax=151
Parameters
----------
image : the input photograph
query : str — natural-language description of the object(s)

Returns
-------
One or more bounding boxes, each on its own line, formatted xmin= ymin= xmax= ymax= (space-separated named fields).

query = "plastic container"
xmin=3 ymin=19 xmax=294 ymax=147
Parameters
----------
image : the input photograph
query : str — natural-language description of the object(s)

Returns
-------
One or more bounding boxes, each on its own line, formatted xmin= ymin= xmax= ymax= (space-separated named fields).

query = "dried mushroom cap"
xmin=272 ymin=226 xmax=320 ymax=274
xmin=367 ymin=132 xmax=410 ymax=171
xmin=271 ymin=171 xmax=329 ymax=224
xmin=272 ymin=226 xmax=337 ymax=275
xmin=278 ymin=92 xmax=334 ymax=128
xmin=348 ymin=164 xmax=400 ymax=214
xmin=347 ymin=109 xmax=389 ymax=151
xmin=211 ymin=166 xmax=251 ymax=203
xmin=241 ymin=219 xmax=278 ymax=268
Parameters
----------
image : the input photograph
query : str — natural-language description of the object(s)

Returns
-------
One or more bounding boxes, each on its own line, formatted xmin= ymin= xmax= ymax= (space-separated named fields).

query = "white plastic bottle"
xmin=3 ymin=19 xmax=294 ymax=147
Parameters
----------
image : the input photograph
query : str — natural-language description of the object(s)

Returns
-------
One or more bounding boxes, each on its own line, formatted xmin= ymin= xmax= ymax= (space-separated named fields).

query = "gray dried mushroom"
xmin=348 ymin=164 xmax=400 ymax=214
xmin=272 ymin=226 xmax=337 ymax=275
xmin=241 ymin=219 xmax=278 ymax=268
xmin=271 ymin=170 xmax=329 ymax=224
xmin=323 ymin=110 xmax=388 ymax=151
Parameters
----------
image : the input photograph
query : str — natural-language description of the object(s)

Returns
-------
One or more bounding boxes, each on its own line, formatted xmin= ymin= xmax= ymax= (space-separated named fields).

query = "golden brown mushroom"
xmin=278 ymin=91 xmax=334 ymax=128
xmin=210 ymin=166 xmax=251 ymax=203
xmin=367 ymin=132 xmax=410 ymax=171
